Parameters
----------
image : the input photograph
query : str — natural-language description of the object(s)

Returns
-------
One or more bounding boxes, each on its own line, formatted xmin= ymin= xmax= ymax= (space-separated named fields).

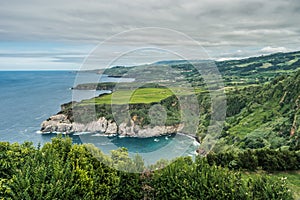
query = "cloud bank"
xmin=0 ymin=0 xmax=300 ymax=69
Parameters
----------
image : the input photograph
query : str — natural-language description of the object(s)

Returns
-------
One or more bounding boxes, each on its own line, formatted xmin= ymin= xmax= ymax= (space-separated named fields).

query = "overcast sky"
xmin=0 ymin=0 xmax=300 ymax=70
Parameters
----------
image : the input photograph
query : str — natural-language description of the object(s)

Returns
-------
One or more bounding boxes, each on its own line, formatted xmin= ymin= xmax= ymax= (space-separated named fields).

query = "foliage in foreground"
xmin=0 ymin=137 xmax=294 ymax=199
xmin=207 ymin=149 xmax=300 ymax=171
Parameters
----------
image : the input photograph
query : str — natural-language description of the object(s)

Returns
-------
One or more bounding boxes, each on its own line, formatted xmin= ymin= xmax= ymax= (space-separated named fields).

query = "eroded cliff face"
xmin=41 ymin=114 xmax=183 ymax=137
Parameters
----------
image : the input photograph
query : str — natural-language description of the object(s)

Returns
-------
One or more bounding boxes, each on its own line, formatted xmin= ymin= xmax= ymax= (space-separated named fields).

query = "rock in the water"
xmin=41 ymin=114 xmax=72 ymax=133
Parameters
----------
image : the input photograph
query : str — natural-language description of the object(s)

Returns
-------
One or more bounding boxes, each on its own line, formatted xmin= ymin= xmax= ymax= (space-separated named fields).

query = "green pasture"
xmin=79 ymin=87 xmax=204 ymax=105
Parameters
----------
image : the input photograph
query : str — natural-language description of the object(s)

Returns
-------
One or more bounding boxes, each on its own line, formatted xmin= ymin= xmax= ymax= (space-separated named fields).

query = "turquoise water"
xmin=0 ymin=71 xmax=198 ymax=164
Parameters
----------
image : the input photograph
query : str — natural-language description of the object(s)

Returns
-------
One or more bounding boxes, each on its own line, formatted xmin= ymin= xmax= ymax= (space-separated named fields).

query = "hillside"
xmin=220 ymin=69 xmax=300 ymax=150
xmin=43 ymin=51 xmax=300 ymax=150
xmin=83 ymin=51 xmax=300 ymax=87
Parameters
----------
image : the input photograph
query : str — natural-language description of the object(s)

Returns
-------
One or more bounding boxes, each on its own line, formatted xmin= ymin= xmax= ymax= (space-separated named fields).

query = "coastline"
xmin=40 ymin=114 xmax=185 ymax=138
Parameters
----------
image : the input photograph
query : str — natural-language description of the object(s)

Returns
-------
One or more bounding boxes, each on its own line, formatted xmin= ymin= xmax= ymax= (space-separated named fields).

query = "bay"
xmin=0 ymin=71 xmax=198 ymax=164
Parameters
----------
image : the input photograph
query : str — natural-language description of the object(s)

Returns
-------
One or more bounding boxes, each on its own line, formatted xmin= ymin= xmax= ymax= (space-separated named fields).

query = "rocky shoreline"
xmin=40 ymin=114 xmax=184 ymax=138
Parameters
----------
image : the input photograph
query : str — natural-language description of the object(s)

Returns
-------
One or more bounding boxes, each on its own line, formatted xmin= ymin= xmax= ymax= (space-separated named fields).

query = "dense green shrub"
xmin=0 ymin=137 xmax=120 ymax=200
xmin=148 ymin=157 xmax=292 ymax=199
xmin=0 ymin=137 xmax=295 ymax=199
xmin=206 ymin=149 xmax=300 ymax=172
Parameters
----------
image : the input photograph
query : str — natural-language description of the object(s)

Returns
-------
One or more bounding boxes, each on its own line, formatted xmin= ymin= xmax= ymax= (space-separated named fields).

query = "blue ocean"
xmin=0 ymin=71 xmax=198 ymax=164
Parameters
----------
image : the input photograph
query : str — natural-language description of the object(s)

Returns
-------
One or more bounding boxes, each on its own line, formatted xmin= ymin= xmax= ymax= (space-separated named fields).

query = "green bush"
xmin=0 ymin=137 xmax=295 ymax=199
xmin=206 ymin=149 xmax=300 ymax=172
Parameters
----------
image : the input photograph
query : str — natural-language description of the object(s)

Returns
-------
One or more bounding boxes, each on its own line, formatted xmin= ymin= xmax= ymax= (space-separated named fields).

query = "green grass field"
xmin=79 ymin=87 xmax=204 ymax=105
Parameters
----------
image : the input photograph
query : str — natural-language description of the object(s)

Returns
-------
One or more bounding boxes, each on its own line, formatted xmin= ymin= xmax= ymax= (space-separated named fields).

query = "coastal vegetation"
xmin=25 ymin=51 xmax=300 ymax=198
xmin=59 ymin=51 xmax=300 ymax=150
xmin=0 ymin=137 xmax=298 ymax=199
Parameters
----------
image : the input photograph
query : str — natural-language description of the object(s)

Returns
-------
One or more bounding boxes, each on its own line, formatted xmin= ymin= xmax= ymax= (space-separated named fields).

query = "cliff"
xmin=41 ymin=114 xmax=184 ymax=137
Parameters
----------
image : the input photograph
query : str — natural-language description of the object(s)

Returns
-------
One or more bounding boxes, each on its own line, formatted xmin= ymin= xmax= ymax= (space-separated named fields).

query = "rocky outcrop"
xmin=40 ymin=114 xmax=183 ymax=137
xmin=41 ymin=114 xmax=73 ymax=133
xmin=117 ymin=119 xmax=183 ymax=137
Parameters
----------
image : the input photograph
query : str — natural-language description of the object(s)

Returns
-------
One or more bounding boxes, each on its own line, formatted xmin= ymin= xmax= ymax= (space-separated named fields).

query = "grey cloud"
xmin=0 ymin=52 xmax=83 ymax=58
xmin=0 ymin=54 xmax=83 ymax=65
xmin=0 ymin=0 xmax=299 ymax=59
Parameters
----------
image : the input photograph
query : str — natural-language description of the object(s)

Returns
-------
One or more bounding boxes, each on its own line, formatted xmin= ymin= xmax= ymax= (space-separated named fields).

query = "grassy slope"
xmin=217 ymin=51 xmax=300 ymax=86
xmin=220 ymin=68 xmax=300 ymax=150
xmin=79 ymin=87 xmax=204 ymax=105
xmin=81 ymin=88 xmax=174 ymax=105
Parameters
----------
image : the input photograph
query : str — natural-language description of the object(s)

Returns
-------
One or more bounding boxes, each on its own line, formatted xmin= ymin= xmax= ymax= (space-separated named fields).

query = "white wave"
xmin=73 ymin=132 xmax=91 ymax=136
xmin=39 ymin=131 xmax=69 ymax=135
xmin=193 ymin=140 xmax=200 ymax=146
xmin=92 ymin=133 xmax=117 ymax=137
xmin=177 ymin=132 xmax=196 ymax=140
